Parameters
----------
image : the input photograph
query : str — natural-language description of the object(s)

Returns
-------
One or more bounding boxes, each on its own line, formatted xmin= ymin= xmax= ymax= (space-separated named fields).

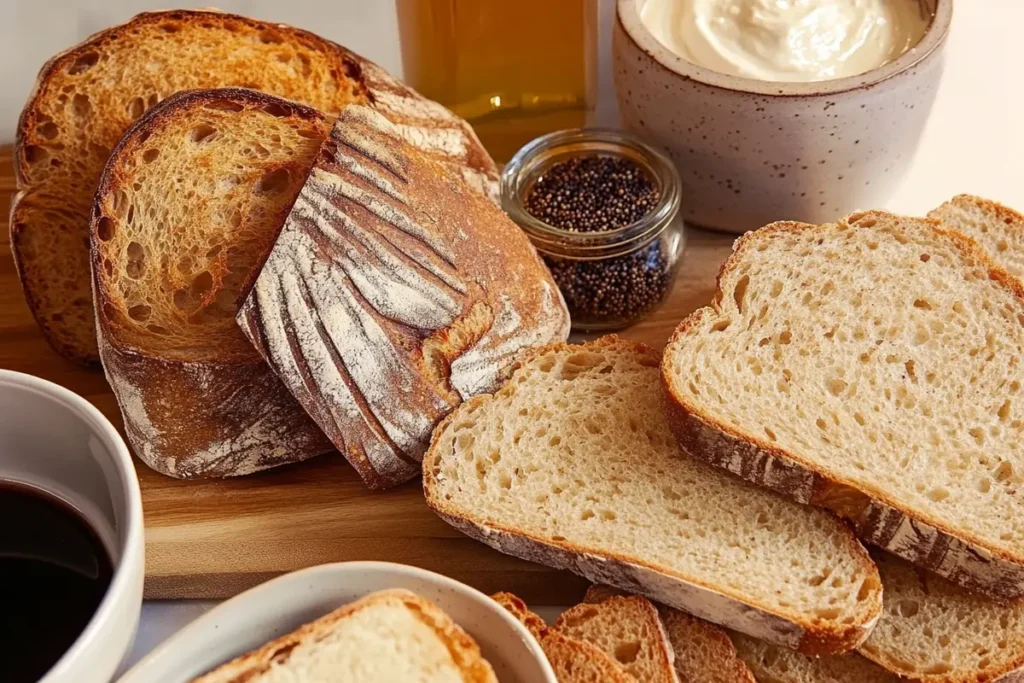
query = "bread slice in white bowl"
xmin=118 ymin=562 xmax=556 ymax=683
xmin=191 ymin=589 xmax=496 ymax=683
xmin=424 ymin=337 xmax=882 ymax=654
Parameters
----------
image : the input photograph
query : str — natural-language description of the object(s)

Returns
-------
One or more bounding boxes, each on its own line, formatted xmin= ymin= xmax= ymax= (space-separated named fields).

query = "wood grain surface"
xmin=0 ymin=147 xmax=737 ymax=600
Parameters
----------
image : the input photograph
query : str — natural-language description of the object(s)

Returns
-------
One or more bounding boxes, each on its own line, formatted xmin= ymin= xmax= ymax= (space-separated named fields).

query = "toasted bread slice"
xmin=490 ymin=592 xmax=546 ymax=639
xmin=13 ymin=9 xmax=496 ymax=363
xmin=554 ymin=596 xmax=679 ymax=683
xmin=192 ymin=589 xmax=496 ymax=682
xmin=539 ymin=630 xmax=637 ymax=683
xmin=930 ymin=195 xmax=1024 ymax=279
xmin=424 ymin=337 xmax=882 ymax=654
xmin=92 ymin=89 xmax=331 ymax=477
xmin=491 ymin=592 xmax=635 ymax=683
xmin=584 ymin=585 xmax=756 ymax=683
xmin=663 ymin=210 xmax=1024 ymax=599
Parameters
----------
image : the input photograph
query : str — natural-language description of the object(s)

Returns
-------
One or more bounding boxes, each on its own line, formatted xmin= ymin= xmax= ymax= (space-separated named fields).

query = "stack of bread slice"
xmin=426 ymin=196 xmax=1024 ymax=682
xmin=21 ymin=9 xmax=572 ymax=484
xmin=13 ymin=9 xmax=498 ymax=366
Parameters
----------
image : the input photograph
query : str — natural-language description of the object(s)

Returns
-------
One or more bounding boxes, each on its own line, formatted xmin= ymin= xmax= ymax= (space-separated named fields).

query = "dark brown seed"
xmin=524 ymin=155 xmax=671 ymax=326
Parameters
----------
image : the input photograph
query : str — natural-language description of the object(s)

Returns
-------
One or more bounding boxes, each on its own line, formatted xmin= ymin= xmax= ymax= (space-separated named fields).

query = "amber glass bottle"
xmin=396 ymin=0 xmax=597 ymax=162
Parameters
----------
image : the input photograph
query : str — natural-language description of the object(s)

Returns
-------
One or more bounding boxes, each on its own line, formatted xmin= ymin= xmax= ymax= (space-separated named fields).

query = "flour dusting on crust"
xmin=238 ymin=105 xmax=568 ymax=489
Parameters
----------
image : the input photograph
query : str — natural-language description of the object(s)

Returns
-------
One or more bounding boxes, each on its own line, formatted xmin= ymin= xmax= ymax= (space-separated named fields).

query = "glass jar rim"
xmin=501 ymin=128 xmax=682 ymax=258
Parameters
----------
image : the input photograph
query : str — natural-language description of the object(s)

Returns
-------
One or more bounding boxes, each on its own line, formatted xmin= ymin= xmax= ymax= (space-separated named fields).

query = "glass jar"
xmin=501 ymin=129 xmax=685 ymax=331
xmin=396 ymin=0 xmax=598 ymax=162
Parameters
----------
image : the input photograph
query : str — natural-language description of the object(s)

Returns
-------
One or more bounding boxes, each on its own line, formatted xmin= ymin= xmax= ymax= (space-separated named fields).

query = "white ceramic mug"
xmin=0 ymin=370 xmax=144 ymax=683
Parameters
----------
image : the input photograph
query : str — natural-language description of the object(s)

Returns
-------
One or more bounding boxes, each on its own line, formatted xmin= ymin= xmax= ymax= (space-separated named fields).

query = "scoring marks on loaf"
xmin=239 ymin=105 xmax=563 ymax=487
xmin=358 ymin=61 xmax=498 ymax=201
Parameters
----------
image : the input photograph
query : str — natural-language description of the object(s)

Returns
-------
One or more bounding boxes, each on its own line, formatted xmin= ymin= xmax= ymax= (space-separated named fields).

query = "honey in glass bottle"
xmin=396 ymin=0 xmax=598 ymax=162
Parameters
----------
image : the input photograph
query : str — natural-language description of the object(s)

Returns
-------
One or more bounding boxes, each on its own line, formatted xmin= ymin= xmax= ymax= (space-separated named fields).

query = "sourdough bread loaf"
xmin=92 ymin=89 xmax=331 ymax=477
xmin=237 ymin=105 xmax=569 ymax=489
xmin=663 ymin=211 xmax=1024 ymax=599
xmin=13 ymin=8 xmax=497 ymax=364
xmin=424 ymin=337 xmax=882 ymax=654
xmin=192 ymin=589 xmax=497 ymax=683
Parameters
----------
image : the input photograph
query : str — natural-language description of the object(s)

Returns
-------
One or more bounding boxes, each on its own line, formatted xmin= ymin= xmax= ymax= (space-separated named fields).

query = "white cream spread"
xmin=640 ymin=0 xmax=931 ymax=82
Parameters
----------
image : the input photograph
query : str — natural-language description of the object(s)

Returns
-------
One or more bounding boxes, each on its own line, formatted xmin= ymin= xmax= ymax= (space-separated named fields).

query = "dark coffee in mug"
xmin=0 ymin=482 xmax=113 ymax=682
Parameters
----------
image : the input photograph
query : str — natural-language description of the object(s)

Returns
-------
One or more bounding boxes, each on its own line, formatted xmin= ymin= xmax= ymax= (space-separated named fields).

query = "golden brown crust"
xmin=236 ymin=105 xmax=568 ymax=489
xmin=13 ymin=8 xmax=498 ymax=364
xmin=662 ymin=211 xmax=1024 ymax=600
xmin=490 ymin=592 xmax=547 ymax=639
xmin=92 ymin=89 xmax=331 ymax=478
xmin=424 ymin=336 xmax=881 ymax=655
xmin=191 ymin=588 xmax=497 ymax=683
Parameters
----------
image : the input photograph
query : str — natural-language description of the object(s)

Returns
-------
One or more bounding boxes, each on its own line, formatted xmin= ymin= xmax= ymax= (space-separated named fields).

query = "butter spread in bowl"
xmin=640 ymin=0 xmax=932 ymax=82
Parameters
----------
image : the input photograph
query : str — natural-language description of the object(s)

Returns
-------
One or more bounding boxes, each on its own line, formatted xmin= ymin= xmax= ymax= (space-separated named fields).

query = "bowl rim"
xmin=0 ymin=369 xmax=145 ymax=682
xmin=616 ymin=0 xmax=953 ymax=97
xmin=118 ymin=561 xmax=559 ymax=683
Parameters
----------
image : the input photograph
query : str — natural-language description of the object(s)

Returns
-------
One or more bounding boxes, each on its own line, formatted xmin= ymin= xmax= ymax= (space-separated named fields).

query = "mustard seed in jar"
xmin=502 ymin=129 xmax=685 ymax=331
xmin=525 ymin=156 xmax=660 ymax=232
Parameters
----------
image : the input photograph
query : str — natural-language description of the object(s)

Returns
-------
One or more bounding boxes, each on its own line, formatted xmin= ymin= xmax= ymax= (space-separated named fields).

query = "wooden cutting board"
xmin=0 ymin=147 xmax=735 ymax=600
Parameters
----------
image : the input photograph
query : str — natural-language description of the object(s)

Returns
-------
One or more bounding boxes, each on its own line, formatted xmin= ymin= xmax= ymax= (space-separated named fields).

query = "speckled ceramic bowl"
xmin=614 ymin=0 xmax=952 ymax=233
xmin=118 ymin=562 xmax=557 ymax=683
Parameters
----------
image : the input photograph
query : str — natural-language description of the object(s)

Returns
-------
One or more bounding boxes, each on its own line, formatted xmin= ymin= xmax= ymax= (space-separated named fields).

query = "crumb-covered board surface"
xmin=0 ymin=147 xmax=735 ymax=599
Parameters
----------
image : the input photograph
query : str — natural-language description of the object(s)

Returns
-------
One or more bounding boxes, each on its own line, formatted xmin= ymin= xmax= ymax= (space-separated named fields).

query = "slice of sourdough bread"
xmin=192 ymin=589 xmax=497 ymax=683
xmin=92 ymin=89 xmax=331 ymax=477
xmin=554 ymin=596 xmax=680 ymax=683
xmin=424 ymin=337 xmax=882 ymax=654
xmin=729 ymin=631 xmax=899 ymax=683
xmin=859 ymin=552 xmax=1024 ymax=682
xmin=236 ymin=104 xmax=569 ymax=489
xmin=490 ymin=592 xmax=636 ymax=683
xmin=663 ymin=210 xmax=1024 ymax=599
xmin=930 ymin=195 xmax=1024 ymax=279
xmin=536 ymin=630 xmax=637 ymax=683
xmin=732 ymin=551 xmax=1024 ymax=683
xmin=13 ymin=9 xmax=497 ymax=364
xmin=583 ymin=585 xmax=756 ymax=683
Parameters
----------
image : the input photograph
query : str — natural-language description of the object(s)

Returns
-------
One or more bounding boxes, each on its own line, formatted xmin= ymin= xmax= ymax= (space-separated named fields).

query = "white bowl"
xmin=119 ymin=561 xmax=558 ymax=683
xmin=0 ymin=370 xmax=145 ymax=683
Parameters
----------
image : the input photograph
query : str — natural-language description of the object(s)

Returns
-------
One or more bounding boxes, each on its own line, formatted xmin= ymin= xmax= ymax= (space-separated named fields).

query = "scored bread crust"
xmin=662 ymin=212 xmax=1024 ymax=601
xmin=424 ymin=336 xmax=881 ymax=655
xmin=92 ymin=89 xmax=331 ymax=478
xmin=191 ymin=588 xmax=497 ymax=683
xmin=12 ymin=8 xmax=498 ymax=364
xmin=236 ymin=104 xmax=569 ymax=489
